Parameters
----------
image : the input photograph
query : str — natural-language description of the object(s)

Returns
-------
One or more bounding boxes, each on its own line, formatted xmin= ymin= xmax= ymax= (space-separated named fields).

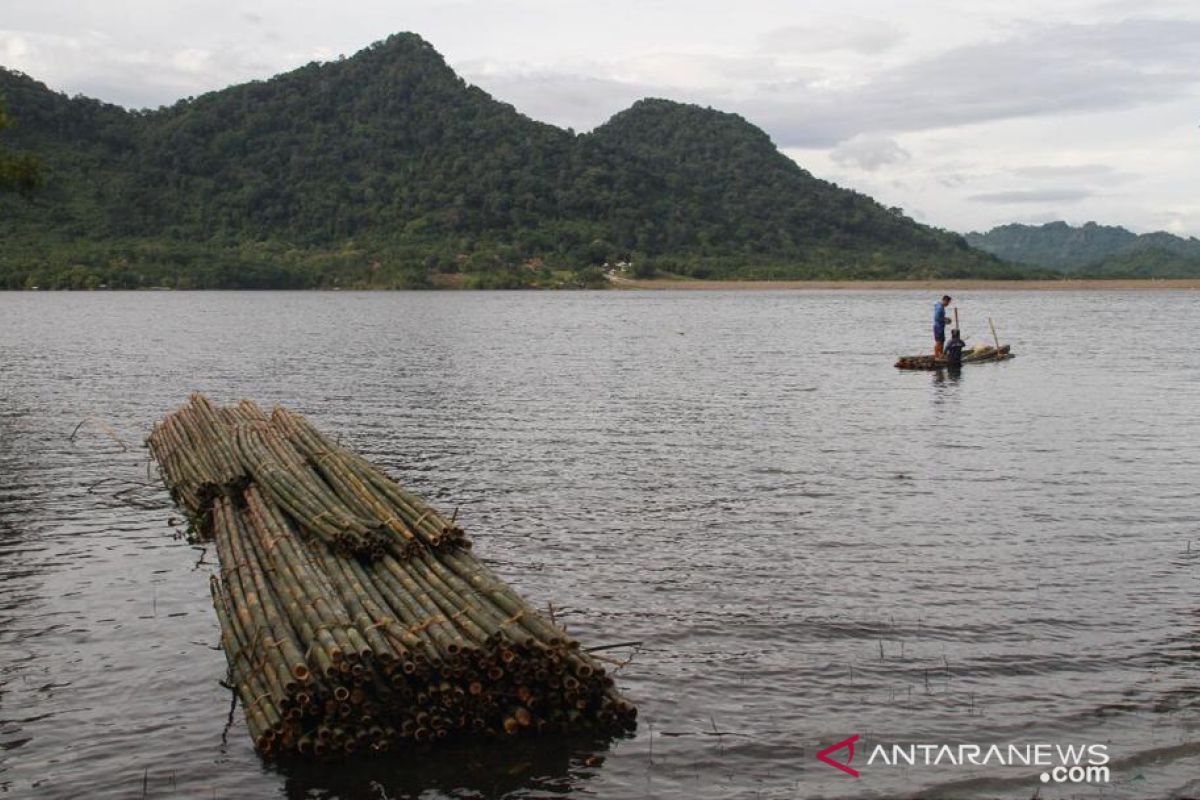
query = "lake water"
xmin=1 ymin=289 xmax=1198 ymax=799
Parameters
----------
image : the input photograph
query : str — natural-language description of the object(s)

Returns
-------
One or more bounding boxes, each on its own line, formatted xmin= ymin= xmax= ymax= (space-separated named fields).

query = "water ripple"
xmin=0 ymin=289 xmax=1197 ymax=799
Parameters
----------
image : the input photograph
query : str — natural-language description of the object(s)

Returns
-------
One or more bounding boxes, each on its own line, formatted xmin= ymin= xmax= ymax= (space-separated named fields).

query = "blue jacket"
xmin=932 ymin=302 xmax=948 ymax=335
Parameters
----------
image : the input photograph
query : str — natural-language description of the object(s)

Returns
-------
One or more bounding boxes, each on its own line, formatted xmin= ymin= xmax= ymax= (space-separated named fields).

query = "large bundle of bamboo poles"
xmin=147 ymin=395 xmax=636 ymax=758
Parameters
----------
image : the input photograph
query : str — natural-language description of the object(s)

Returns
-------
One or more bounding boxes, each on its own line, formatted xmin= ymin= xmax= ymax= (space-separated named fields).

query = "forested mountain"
xmin=0 ymin=101 xmax=41 ymax=194
xmin=0 ymin=33 xmax=1010 ymax=289
xmin=965 ymin=222 xmax=1200 ymax=277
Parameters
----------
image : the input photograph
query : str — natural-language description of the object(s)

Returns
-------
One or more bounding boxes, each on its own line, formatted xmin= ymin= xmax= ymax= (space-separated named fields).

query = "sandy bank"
xmin=610 ymin=277 xmax=1200 ymax=291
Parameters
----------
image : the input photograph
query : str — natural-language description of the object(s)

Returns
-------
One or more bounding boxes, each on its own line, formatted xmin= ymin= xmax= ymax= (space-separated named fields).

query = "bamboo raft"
xmin=147 ymin=395 xmax=636 ymax=758
xmin=895 ymin=344 xmax=1013 ymax=370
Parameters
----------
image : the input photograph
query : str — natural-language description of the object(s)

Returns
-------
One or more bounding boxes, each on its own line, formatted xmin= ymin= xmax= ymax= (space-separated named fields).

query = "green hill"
xmin=0 ymin=33 xmax=1011 ymax=289
xmin=965 ymin=221 xmax=1200 ymax=277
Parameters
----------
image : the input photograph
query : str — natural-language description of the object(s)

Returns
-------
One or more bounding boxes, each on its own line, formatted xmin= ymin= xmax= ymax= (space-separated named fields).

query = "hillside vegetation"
xmin=965 ymin=222 xmax=1200 ymax=278
xmin=3 ymin=34 xmax=1015 ymax=289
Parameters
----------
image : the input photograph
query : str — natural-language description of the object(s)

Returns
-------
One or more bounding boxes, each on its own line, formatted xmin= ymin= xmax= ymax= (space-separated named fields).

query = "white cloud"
xmin=2 ymin=35 xmax=31 ymax=60
xmin=968 ymin=189 xmax=1093 ymax=204
xmin=461 ymin=69 xmax=655 ymax=131
xmin=465 ymin=16 xmax=1200 ymax=152
xmin=759 ymin=19 xmax=904 ymax=55
xmin=750 ymin=17 xmax=1200 ymax=146
xmin=830 ymin=135 xmax=910 ymax=171
xmin=1007 ymin=164 xmax=1135 ymax=184
xmin=0 ymin=28 xmax=288 ymax=107
xmin=171 ymin=48 xmax=213 ymax=75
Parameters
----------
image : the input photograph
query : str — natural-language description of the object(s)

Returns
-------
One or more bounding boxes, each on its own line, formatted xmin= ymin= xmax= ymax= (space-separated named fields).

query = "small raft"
xmin=895 ymin=344 xmax=1014 ymax=370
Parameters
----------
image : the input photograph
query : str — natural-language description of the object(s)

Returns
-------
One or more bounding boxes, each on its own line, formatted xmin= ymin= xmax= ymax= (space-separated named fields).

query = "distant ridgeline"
xmin=965 ymin=222 xmax=1200 ymax=278
xmin=2 ymin=33 xmax=1016 ymax=289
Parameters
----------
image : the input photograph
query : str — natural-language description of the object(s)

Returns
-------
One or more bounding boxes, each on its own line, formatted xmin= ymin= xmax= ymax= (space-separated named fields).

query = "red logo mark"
xmin=817 ymin=734 xmax=860 ymax=777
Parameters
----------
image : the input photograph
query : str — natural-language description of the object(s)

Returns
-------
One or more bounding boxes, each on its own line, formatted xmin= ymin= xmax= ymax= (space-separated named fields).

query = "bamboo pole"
xmin=149 ymin=395 xmax=637 ymax=758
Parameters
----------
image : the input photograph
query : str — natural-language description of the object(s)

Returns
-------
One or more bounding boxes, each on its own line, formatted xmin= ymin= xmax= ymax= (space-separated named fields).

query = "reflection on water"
xmin=276 ymin=733 xmax=621 ymax=799
xmin=1 ymin=289 xmax=1199 ymax=799
xmin=930 ymin=367 xmax=964 ymax=399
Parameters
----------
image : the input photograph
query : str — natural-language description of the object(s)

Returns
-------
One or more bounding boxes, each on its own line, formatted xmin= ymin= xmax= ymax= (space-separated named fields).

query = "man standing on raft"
xmin=932 ymin=295 xmax=952 ymax=357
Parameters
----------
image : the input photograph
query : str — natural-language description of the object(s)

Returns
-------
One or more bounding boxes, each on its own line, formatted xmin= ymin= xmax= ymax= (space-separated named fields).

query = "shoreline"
xmin=610 ymin=277 xmax=1200 ymax=291
xmin=5 ymin=277 xmax=1199 ymax=293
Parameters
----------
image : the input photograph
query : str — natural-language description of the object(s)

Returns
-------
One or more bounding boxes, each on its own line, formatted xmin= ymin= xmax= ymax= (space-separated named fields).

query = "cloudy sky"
xmin=3 ymin=0 xmax=1198 ymax=235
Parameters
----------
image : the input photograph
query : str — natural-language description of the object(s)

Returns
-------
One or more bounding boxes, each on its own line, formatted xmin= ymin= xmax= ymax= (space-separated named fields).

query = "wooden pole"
xmin=988 ymin=317 xmax=1001 ymax=350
